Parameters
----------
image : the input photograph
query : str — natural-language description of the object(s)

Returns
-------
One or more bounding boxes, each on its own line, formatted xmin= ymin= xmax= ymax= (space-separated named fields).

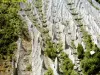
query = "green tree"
xmin=81 ymin=45 xmax=100 ymax=75
xmin=0 ymin=2 xmax=29 ymax=60
xmin=70 ymin=70 xmax=79 ymax=75
xmin=44 ymin=41 xmax=57 ymax=59
xmin=59 ymin=52 xmax=74 ymax=74
xmin=44 ymin=67 xmax=54 ymax=75
xmin=77 ymin=44 xmax=84 ymax=59
xmin=92 ymin=44 xmax=100 ymax=52
xmin=96 ymin=0 xmax=100 ymax=3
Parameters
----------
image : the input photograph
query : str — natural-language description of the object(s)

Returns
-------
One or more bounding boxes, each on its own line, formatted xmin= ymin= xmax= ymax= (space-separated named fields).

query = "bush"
xmin=56 ymin=42 xmax=63 ymax=53
xmin=44 ymin=41 xmax=57 ymax=59
xmin=0 ymin=2 xmax=22 ymax=57
xmin=71 ymin=70 xmax=79 ymax=75
xmin=59 ymin=52 xmax=68 ymax=60
xmin=60 ymin=58 xmax=74 ymax=73
xmin=80 ymin=27 xmax=100 ymax=74
xmin=96 ymin=0 xmax=100 ymax=3
xmin=81 ymin=47 xmax=100 ymax=75
xmin=92 ymin=44 xmax=100 ymax=52
xmin=81 ymin=27 xmax=93 ymax=50
xmin=81 ymin=57 xmax=100 ymax=75
xmin=35 ymin=0 xmax=42 ymax=8
xmin=44 ymin=67 xmax=54 ymax=75
xmin=59 ymin=52 xmax=74 ymax=74
xmin=26 ymin=64 xmax=32 ymax=71
xmin=0 ymin=2 xmax=30 ymax=59
xmin=77 ymin=44 xmax=84 ymax=59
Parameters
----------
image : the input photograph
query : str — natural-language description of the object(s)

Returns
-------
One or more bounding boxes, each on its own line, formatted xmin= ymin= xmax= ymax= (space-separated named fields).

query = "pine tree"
xmin=77 ymin=44 xmax=84 ymax=59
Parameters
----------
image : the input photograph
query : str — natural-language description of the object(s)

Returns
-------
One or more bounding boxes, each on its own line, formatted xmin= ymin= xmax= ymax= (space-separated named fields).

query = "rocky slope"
xmin=16 ymin=0 xmax=100 ymax=75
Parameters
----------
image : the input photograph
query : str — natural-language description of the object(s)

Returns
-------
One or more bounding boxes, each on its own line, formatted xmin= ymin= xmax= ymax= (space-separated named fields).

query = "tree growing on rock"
xmin=77 ymin=44 xmax=84 ymax=59
xmin=44 ymin=67 xmax=54 ymax=75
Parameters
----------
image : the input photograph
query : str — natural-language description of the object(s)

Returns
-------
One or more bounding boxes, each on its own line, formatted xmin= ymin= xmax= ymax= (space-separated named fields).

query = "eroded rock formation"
xmin=16 ymin=0 xmax=100 ymax=75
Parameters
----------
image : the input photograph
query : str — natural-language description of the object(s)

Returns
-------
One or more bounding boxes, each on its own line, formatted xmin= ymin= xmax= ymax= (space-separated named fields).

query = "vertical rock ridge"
xmin=17 ymin=0 xmax=100 ymax=75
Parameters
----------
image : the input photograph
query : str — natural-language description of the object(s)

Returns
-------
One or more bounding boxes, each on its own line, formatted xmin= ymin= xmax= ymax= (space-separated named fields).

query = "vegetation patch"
xmin=59 ymin=52 xmax=78 ymax=75
xmin=0 ymin=2 xmax=22 ymax=60
xmin=96 ymin=0 xmax=100 ymax=3
xmin=77 ymin=43 xmax=84 ymax=59
xmin=80 ymin=27 xmax=100 ymax=75
xmin=44 ymin=67 xmax=54 ymax=75
xmin=88 ymin=0 xmax=100 ymax=10
xmin=26 ymin=64 xmax=32 ymax=71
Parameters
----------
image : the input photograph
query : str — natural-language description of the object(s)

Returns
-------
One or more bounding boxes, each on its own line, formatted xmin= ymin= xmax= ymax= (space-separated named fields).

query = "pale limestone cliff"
xmin=16 ymin=0 xmax=100 ymax=75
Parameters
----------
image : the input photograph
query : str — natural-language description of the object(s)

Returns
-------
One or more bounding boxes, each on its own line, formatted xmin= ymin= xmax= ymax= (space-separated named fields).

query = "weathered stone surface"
xmin=17 ymin=0 xmax=100 ymax=75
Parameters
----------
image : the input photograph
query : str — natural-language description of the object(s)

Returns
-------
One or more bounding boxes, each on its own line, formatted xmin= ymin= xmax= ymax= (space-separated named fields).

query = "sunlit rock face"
xmin=18 ymin=0 xmax=100 ymax=75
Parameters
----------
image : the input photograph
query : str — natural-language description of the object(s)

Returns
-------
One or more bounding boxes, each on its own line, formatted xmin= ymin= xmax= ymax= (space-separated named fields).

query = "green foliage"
xmin=43 ymin=24 xmax=47 ymax=28
xmin=44 ymin=67 xmax=54 ymax=75
xmin=96 ymin=0 xmax=100 ymax=3
xmin=59 ymin=52 xmax=74 ymax=74
xmin=92 ymin=44 xmax=100 ymax=52
xmin=56 ymin=42 xmax=63 ymax=53
xmin=0 ymin=2 xmax=28 ymax=60
xmin=44 ymin=40 xmax=63 ymax=60
xmin=26 ymin=64 xmax=32 ymax=71
xmin=0 ymin=0 xmax=26 ymax=2
xmin=70 ymin=70 xmax=79 ymax=75
xmin=44 ymin=41 xmax=57 ymax=59
xmin=42 ymin=19 xmax=47 ymax=23
xmin=60 ymin=59 xmax=74 ymax=73
xmin=81 ymin=55 xmax=100 ymax=75
xmin=20 ymin=23 xmax=31 ymax=41
xmin=35 ymin=0 xmax=42 ymax=8
xmin=0 ymin=2 xmax=21 ymax=56
xmin=81 ymin=27 xmax=100 ymax=74
xmin=71 ymin=12 xmax=78 ymax=15
xmin=81 ymin=27 xmax=93 ymax=50
xmin=81 ymin=44 xmax=100 ymax=75
xmin=88 ymin=0 xmax=100 ymax=10
xmin=59 ymin=52 xmax=68 ymax=60
xmin=77 ymin=44 xmax=84 ymax=59
xmin=80 ymin=27 xmax=100 ymax=75
xmin=42 ymin=28 xmax=49 ymax=34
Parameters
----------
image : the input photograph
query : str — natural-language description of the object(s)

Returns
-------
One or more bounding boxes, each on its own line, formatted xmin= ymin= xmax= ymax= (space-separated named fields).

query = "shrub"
xmin=26 ymin=64 xmax=32 ymax=71
xmin=44 ymin=67 xmax=54 ymax=75
xmin=60 ymin=58 xmax=74 ymax=72
xmin=59 ymin=52 xmax=68 ymax=60
xmin=44 ymin=41 xmax=57 ymax=59
xmin=59 ymin=52 xmax=74 ymax=74
xmin=42 ymin=28 xmax=49 ymax=34
xmin=95 ymin=0 xmax=100 ymax=4
xmin=0 ymin=2 xmax=22 ymax=57
xmin=56 ymin=42 xmax=63 ymax=53
xmin=81 ymin=57 xmax=100 ymax=75
xmin=35 ymin=0 xmax=42 ymax=8
xmin=71 ymin=70 xmax=79 ymax=75
xmin=81 ymin=27 xmax=93 ymax=50
xmin=0 ymin=2 xmax=30 ymax=60
xmin=81 ymin=46 xmax=100 ymax=75
xmin=80 ymin=27 xmax=100 ymax=74
xmin=77 ymin=44 xmax=84 ymax=59
xmin=92 ymin=44 xmax=100 ymax=52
